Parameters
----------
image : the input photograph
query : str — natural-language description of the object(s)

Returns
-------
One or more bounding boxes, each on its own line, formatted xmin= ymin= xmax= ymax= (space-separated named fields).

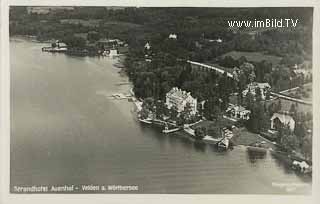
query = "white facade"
xmin=144 ymin=42 xmax=151 ymax=50
xmin=168 ymin=34 xmax=178 ymax=39
xmin=166 ymin=87 xmax=197 ymax=115
xmin=102 ymin=49 xmax=118 ymax=57
xmin=208 ymin=38 xmax=223 ymax=43
xmin=242 ymin=82 xmax=271 ymax=100
xmin=226 ymin=104 xmax=251 ymax=120
xmin=270 ymin=113 xmax=295 ymax=131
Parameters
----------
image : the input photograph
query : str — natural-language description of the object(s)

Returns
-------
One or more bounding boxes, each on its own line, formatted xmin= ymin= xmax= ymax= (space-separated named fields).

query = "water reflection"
xmin=247 ymin=149 xmax=267 ymax=163
xmin=193 ymin=141 xmax=207 ymax=153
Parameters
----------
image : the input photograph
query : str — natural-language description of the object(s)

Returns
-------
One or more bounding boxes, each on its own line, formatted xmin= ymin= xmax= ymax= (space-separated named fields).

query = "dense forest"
xmin=10 ymin=7 xmax=313 ymax=91
xmin=10 ymin=7 xmax=313 ymax=60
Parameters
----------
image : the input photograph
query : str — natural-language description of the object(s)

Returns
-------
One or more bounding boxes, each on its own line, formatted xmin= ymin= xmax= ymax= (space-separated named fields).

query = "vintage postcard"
xmin=1 ymin=0 xmax=319 ymax=204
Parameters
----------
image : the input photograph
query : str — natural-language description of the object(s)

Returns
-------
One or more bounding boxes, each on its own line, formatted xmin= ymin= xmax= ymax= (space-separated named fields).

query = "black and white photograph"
xmin=1 ymin=1 xmax=320 ymax=201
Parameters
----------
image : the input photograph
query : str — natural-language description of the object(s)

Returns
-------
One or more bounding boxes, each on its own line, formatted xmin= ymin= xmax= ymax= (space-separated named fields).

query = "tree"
xmin=238 ymin=56 xmax=247 ymax=66
xmin=294 ymin=122 xmax=306 ymax=139
xmin=143 ymin=97 xmax=155 ymax=110
xmin=255 ymin=87 xmax=262 ymax=102
xmin=248 ymin=71 xmax=256 ymax=83
xmin=155 ymin=100 xmax=167 ymax=119
xmin=176 ymin=114 xmax=185 ymax=126
xmin=301 ymin=137 xmax=312 ymax=160
xmin=279 ymin=125 xmax=300 ymax=153
xmin=240 ymin=62 xmax=255 ymax=84
xmin=289 ymin=103 xmax=297 ymax=115
xmin=275 ymin=100 xmax=282 ymax=113
xmin=169 ymin=106 xmax=178 ymax=121
xmin=194 ymin=126 xmax=206 ymax=140
xmin=218 ymin=72 xmax=232 ymax=109
xmin=207 ymin=125 xmax=221 ymax=139
xmin=62 ymin=35 xmax=86 ymax=48
xmin=265 ymin=89 xmax=271 ymax=100
xmin=245 ymin=91 xmax=255 ymax=109
xmin=140 ymin=106 xmax=150 ymax=119
xmin=246 ymin=101 xmax=269 ymax=133
xmin=219 ymin=56 xmax=238 ymax=68
xmin=87 ymin=31 xmax=100 ymax=43
xmin=203 ymin=97 xmax=221 ymax=120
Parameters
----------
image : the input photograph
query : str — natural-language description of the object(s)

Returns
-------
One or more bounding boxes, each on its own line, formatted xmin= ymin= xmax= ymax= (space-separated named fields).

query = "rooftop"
xmin=248 ymin=82 xmax=271 ymax=89
xmin=167 ymin=87 xmax=194 ymax=100
xmin=169 ymin=33 xmax=178 ymax=39
xmin=226 ymin=104 xmax=250 ymax=113
xmin=270 ymin=113 xmax=294 ymax=123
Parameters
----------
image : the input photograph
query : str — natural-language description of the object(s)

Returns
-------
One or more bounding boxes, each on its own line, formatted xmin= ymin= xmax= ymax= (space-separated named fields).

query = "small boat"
xmin=42 ymin=47 xmax=67 ymax=53
xmin=217 ymin=137 xmax=229 ymax=150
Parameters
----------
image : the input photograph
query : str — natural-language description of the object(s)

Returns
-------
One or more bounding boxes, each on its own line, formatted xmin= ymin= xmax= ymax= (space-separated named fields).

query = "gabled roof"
xmin=248 ymin=82 xmax=271 ymax=90
xmin=167 ymin=87 xmax=195 ymax=100
xmin=226 ymin=104 xmax=250 ymax=113
xmin=270 ymin=113 xmax=294 ymax=124
xmin=169 ymin=33 xmax=177 ymax=39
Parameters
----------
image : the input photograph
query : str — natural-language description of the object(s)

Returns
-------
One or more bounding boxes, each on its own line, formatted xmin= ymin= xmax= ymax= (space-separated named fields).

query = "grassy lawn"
xmin=192 ymin=120 xmax=277 ymax=149
xmin=192 ymin=118 xmax=235 ymax=130
xmin=265 ymin=83 xmax=312 ymax=114
xmin=221 ymin=51 xmax=282 ymax=65
xmin=232 ymin=128 xmax=277 ymax=149
xmin=232 ymin=128 xmax=262 ymax=146
xmin=191 ymin=118 xmax=236 ymax=138
xmin=74 ymin=33 xmax=88 ymax=39
xmin=271 ymin=98 xmax=312 ymax=113
xmin=228 ymin=94 xmax=239 ymax=104
xmin=206 ymin=63 xmax=234 ymax=73
xmin=281 ymin=83 xmax=312 ymax=102
xmin=102 ymin=21 xmax=142 ymax=28
xmin=60 ymin=19 xmax=142 ymax=29
xmin=60 ymin=19 xmax=102 ymax=27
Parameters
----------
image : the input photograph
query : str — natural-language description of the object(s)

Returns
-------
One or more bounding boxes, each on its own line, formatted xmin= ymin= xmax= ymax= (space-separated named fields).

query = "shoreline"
xmin=10 ymin=35 xmax=52 ymax=43
xmin=10 ymin=35 xmax=126 ymax=57
xmin=114 ymin=60 xmax=312 ymax=176
xmin=15 ymin=36 xmax=312 ymax=178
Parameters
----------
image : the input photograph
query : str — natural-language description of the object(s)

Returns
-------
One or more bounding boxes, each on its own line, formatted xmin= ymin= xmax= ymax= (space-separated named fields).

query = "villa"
xmin=270 ymin=113 xmax=295 ymax=131
xmin=97 ymin=39 xmax=124 ymax=50
xmin=168 ymin=33 xmax=178 ymax=39
xmin=144 ymin=42 xmax=151 ymax=50
xmin=226 ymin=104 xmax=251 ymax=120
xmin=208 ymin=38 xmax=223 ymax=43
xmin=165 ymin=87 xmax=197 ymax=115
xmin=242 ymin=82 xmax=271 ymax=100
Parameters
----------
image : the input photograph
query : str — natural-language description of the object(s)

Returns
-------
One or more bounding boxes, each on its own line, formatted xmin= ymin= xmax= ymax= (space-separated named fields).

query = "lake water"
xmin=10 ymin=38 xmax=312 ymax=194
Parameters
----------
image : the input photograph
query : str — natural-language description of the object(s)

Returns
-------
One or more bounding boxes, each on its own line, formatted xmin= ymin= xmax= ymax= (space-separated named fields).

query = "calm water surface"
xmin=10 ymin=38 xmax=312 ymax=194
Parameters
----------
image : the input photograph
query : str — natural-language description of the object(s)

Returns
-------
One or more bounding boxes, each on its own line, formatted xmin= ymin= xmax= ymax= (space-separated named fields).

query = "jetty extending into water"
xmin=109 ymin=93 xmax=132 ymax=100
xmin=162 ymin=127 xmax=181 ymax=134
xmin=42 ymin=46 xmax=67 ymax=53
